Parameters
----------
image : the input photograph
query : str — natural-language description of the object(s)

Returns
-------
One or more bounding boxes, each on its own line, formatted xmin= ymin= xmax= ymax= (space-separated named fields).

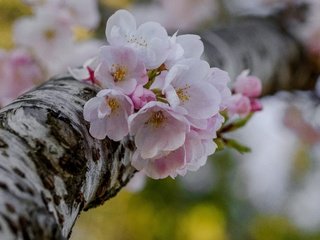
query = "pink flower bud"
xmin=234 ymin=70 xmax=262 ymax=98
xmin=227 ymin=94 xmax=251 ymax=117
xmin=250 ymin=98 xmax=263 ymax=112
xmin=130 ymin=85 xmax=156 ymax=110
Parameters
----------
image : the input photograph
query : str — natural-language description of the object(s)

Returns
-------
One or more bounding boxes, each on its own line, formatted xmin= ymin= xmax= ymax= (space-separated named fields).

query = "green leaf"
xmin=225 ymin=138 xmax=251 ymax=154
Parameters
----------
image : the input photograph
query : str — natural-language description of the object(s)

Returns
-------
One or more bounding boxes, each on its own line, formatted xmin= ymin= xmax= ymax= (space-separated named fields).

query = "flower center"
xmin=176 ymin=85 xmax=190 ymax=103
xmin=111 ymin=64 xmax=127 ymax=82
xmin=44 ymin=29 xmax=56 ymax=41
xmin=107 ymin=98 xmax=120 ymax=113
xmin=126 ymin=34 xmax=148 ymax=47
xmin=147 ymin=111 xmax=166 ymax=128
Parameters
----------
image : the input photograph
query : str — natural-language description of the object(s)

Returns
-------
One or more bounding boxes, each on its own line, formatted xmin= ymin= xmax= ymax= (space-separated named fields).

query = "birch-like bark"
xmin=0 ymin=19 xmax=318 ymax=239
xmin=0 ymin=77 xmax=136 ymax=239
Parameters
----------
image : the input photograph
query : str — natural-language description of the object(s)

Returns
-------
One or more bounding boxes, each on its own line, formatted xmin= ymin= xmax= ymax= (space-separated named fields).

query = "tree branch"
xmin=202 ymin=17 xmax=318 ymax=94
xmin=0 ymin=77 xmax=135 ymax=239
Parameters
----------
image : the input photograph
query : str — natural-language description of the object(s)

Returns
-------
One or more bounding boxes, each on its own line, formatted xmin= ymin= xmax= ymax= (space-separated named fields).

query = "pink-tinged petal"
xmin=163 ymin=64 xmax=188 ymax=90
xmin=177 ymin=132 xmax=216 ymax=175
xmin=165 ymin=85 xmax=180 ymax=108
xmin=187 ymin=117 xmax=208 ymax=129
xmin=69 ymin=67 xmax=90 ymax=81
xmin=96 ymin=46 xmax=146 ymax=94
xmin=130 ymin=85 xmax=156 ymax=109
xmin=84 ymin=89 xmax=133 ymax=141
xmin=165 ymin=32 xmax=185 ymax=67
xmin=83 ymin=96 xmax=101 ymax=121
xmin=100 ymin=46 xmax=138 ymax=70
xmin=137 ymin=22 xmax=168 ymax=43
xmin=0 ymin=49 xmax=42 ymax=106
xmin=234 ymin=70 xmax=262 ymax=97
xmin=116 ymin=78 xmax=137 ymax=95
xmin=151 ymin=72 xmax=167 ymax=90
xmin=179 ymin=59 xmax=210 ymax=85
xmin=184 ymin=131 xmax=203 ymax=165
xmin=145 ymin=37 xmax=170 ymax=69
xmin=206 ymin=67 xmax=231 ymax=91
xmin=64 ymin=0 xmax=100 ymax=29
xmin=98 ymin=101 xmax=111 ymax=119
xmin=206 ymin=68 xmax=232 ymax=110
xmin=94 ymin=61 xmax=114 ymax=88
xmin=128 ymin=108 xmax=152 ymax=136
xmin=176 ymin=34 xmax=204 ymax=59
xmin=250 ymin=98 xmax=263 ymax=112
xmin=106 ymin=110 xmax=130 ymax=141
xmin=194 ymin=114 xmax=224 ymax=139
xmin=106 ymin=9 xmax=136 ymax=45
xmin=130 ymin=61 xmax=148 ymax=86
xmin=227 ymin=94 xmax=251 ymax=117
xmin=146 ymin=147 xmax=186 ymax=179
xmin=96 ymin=89 xmax=111 ymax=98
xmin=135 ymin=121 xmax=186 ymax=159
xmin=108 ymin=27 xmax=129 ymax=46
xmin=125 ymin=171 xmax=146 ymax=192
xmin=203 ymin=138 xmax=216 ymax=157
xmin=132 ymin=150 xmax=149 ymax=170
xmin=89 ymin=119 xmax=107 ymax=140
xmin=181 ymin=83 xmax=221 ymax=119
xmin=134 ymin=22 xmax=170 ymax=68
xmin=129 ymin=102 xmax=189 ymax=159
xmin=134 ymin=126 xmax=164 ymax=158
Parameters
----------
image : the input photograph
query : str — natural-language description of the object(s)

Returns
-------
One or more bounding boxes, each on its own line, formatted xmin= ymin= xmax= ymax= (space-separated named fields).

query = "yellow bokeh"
xmin=0 ymin=0 xmax=31 ymax=49
xmin=176 ymin=204 xmax=227 ymax=240
xmin=100 ymin=0 xmax=132 ymax=9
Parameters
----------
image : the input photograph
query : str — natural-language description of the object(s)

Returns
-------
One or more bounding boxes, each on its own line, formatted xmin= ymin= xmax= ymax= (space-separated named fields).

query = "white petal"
xmin=69 ymin=67 xmax=89 ymax=80
xmin=163 ymin=64 xmax=188 ymax=90
xmin=177 ymin=34 xmax=204 ymax=59
xmin=106 ymin=9 xmax=136 ymax=45
xmin=89 ymin=119 xmax=107 ymax=140
xmin=137 ymin=22 xmax=168 ymax=42
xmin=131 ymin=150 xmax=148 ymax=170
xmin=116 ymin=78 xmax=137 ymax=95
xmin=183 ymin=83 xmax=221 ymax=119
xmin=106 ymin=110 xmax=129 ymax=141
xmin=165 ymin=85 xmax=180 ymax=108
xmin=83 ymin=97 xmax=101 ymax=121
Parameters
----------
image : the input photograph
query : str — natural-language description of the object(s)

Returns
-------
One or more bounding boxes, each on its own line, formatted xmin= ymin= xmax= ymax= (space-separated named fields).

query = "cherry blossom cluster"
xmin=74 ymin=10 xmax=262 ymax=179
xmin=0 ymin=49 xmax=43 ymax=107
xmin=13 ymin=0 xmax=100 ymax=77
xmin=0 ymin=0 xmax=101 ymax=107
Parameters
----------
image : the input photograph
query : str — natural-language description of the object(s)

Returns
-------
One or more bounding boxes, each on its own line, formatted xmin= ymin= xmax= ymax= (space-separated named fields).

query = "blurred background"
xmin=1 ymin=0 xmax=320 ymax=239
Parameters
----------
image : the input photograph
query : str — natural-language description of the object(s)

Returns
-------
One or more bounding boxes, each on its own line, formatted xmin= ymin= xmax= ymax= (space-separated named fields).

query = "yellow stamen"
xmin=112 ymin=64 xmax=127 ymax=82
xmin=147 ymin=111 xmax=166 ymax=127
xmin=44 ymin=29 xmax=56 ymax=41
xmin=107 ymin=98 xmax=119 ymax=113
xmin=176 ymin=85 xmax=190 ymax=103
xmin=125 ymin=34 xmax=148 ymax=47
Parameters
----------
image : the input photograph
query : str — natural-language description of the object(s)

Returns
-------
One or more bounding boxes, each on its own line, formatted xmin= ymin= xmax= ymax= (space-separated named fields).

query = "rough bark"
xmin=0 ymin=77 xmax=136 ymax=239
xmin=0 ymin=18 xmax=318 ymax=239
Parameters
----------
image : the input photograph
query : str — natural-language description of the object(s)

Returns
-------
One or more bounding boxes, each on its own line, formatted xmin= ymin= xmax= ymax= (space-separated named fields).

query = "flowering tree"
xmin=0 ymin=1 xmax=319 ymax=239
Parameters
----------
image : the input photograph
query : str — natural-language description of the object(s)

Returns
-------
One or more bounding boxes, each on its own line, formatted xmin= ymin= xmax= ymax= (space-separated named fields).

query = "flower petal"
xmin=177 ymin=34 xmax=204 ymax=59
xmin=105 ymin=9 xmax=136 ymax=45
